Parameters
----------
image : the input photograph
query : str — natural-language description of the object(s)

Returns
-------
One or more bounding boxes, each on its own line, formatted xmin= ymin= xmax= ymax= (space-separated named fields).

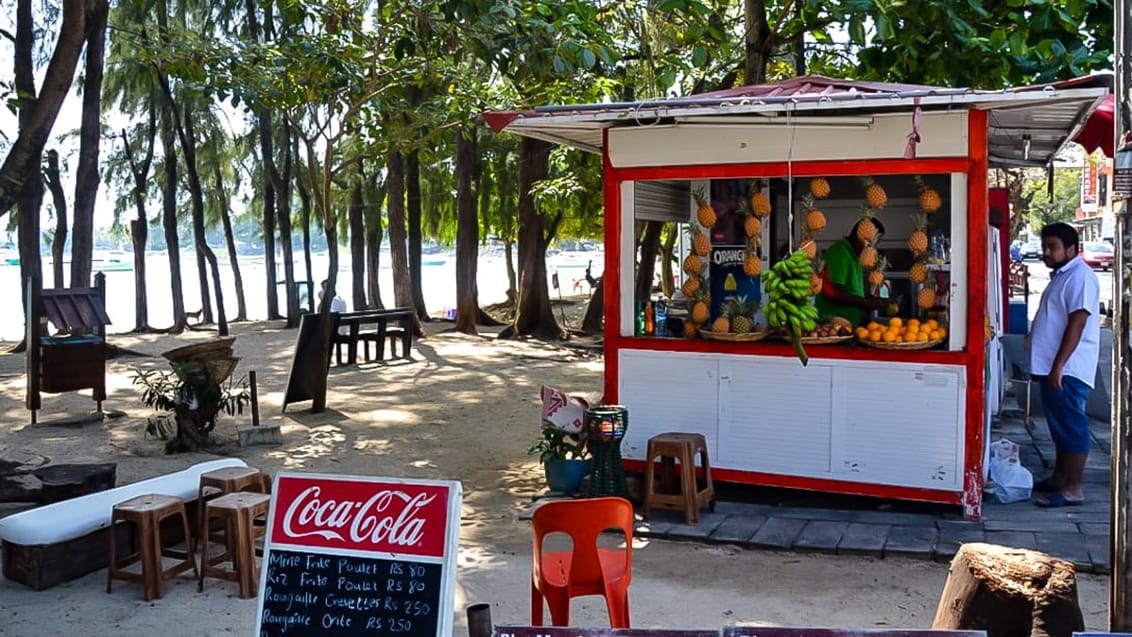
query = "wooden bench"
xmin=332 ymin=308 xmax=414 ymax=365
xmin=0 ymin=458 xmax=247 ymax=590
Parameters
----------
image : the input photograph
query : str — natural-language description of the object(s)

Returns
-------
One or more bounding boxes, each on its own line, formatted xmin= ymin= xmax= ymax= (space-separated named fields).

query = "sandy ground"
xmin=0 ymin=305 xmax=1110 ymax=636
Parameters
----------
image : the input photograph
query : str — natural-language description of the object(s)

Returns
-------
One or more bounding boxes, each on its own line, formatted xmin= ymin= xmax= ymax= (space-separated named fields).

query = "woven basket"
xmin=857 ymin=338 xmax=945 ymax=351
xmin=798 ymin=334 xmax=855 ymax=345
xmin=162 ymin=337 xmax=237 ymax=362
xmin=699 ymin=329 xmax=771 ymax=342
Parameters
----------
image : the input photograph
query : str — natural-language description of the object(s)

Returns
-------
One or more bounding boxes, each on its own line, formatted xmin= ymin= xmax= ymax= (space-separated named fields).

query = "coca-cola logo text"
xmin=281 ymin=485 xmax=435 ymax=548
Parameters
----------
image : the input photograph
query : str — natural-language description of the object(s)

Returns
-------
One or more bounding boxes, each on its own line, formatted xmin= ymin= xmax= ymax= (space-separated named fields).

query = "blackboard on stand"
xmin=255 ymin=472 xmax=463 ymax=637
xmin=281 ymin=312 xmax=329 ymax=412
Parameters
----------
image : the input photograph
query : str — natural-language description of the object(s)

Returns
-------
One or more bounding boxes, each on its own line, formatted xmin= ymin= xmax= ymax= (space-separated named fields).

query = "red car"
xmin=1082 ymin=242 xmax=1114 ymax=270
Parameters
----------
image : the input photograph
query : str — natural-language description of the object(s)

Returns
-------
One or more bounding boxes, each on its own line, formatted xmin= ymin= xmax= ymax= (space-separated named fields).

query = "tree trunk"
xmin=69 ymin=0 xmax=108 ymax=289
xmin=297 ymin=166 xmax=315 ymax=313
xmin=364 ymin=173 xmax=386 ymax=310
xmin=406 ymin=149 xmax=428 ymax=320
xmin=503 ymin=237 xmax=517 ymax=305
xmin=454 ymin=127 xmax=480 ymax=334
xmin=120 ymin=113 xmax=155 ymax=332
xmin=743 ymin=0 xmax=771 ymax=85
xmin=14 ymin=0 xmax=43 ymax=346
xmin=499 ymin=137 xmax=562 ymax=339
xmin=212 ymin=154 xmax=247 ymax=320
xmin=659 ymin=225 xmax=677 ymax=299
xmin=932 ymin=543 xmax=1084 ymax=637
xmin=160 ymin=105 xmax=187 ymax=333
xmin=0 ymin=0 xmax=90 ymax=218
xmin=348 ymin=173 xmax=366 ymax=310
xmin=276 ymin=120 xmax=298 ymax=327
xmin=43 ymin=149 xmax=68 ymax=289
xmin=246 ymin=0 xmax=280 ymax=320
xmin=387 ymin=151 xmax=414 ymax=314
xmin=581 ymin=278 xmax=604 ymax=333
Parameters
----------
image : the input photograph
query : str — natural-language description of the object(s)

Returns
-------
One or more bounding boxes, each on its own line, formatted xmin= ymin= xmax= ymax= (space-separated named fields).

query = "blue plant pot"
xmin=544 ymin=459 xmax=591 ymax=493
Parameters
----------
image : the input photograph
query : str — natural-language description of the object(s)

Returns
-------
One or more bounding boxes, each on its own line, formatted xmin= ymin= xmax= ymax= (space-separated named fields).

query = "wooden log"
xmin=32 ymin=463 xmax=116 ymax=504
xmin=932 ymin=542 xmax=1084 ymax=637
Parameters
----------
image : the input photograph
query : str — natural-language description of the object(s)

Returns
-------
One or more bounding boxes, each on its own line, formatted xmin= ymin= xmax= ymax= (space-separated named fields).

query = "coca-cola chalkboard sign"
xmin=255 ymin=473 xmax=463 ymax=637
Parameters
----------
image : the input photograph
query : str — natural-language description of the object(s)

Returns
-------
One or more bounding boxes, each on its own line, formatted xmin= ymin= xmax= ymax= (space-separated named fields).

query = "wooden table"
xmin=334 ymin=308 xmax=414 ymax=365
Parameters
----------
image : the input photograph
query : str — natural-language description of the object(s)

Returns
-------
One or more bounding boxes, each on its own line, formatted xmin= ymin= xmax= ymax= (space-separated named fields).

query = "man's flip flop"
xmin=1033 ymin=478 xmax=1059 ymax=492
xmin=1034 ymin=493 xmax=1084 ymax=508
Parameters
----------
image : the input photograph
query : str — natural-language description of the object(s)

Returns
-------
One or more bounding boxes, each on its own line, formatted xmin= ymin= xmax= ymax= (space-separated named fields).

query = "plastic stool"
xmin=643 ymin=433 xmax=716 ymax=524
xmin=199 ymin=491 xmax=271 ymax=599
xmin=107 ymin=493 xmax=199 ymax=601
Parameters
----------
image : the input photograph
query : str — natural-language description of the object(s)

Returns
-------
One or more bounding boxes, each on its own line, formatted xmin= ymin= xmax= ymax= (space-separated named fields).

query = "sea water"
xmin=0 ymin=249 xmax=603 ymax=341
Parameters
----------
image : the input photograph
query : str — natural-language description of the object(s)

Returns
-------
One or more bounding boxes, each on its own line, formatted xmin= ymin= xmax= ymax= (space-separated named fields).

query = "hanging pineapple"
xmin=751 ymin=189 xmax=772 ymax=218
xmin=690 ymin=226 xmax=711 ymax=257
xmin=691 ymin=294 xmax=711 ymax=324
xmin=682 ymin=253 xmax=703 ymax=276
xmin=802 ymin=194 xmax=827 ymax=233
xmin=909 ymin=260 xmax=929 ymax=285
xmin=867 ymin=255 xmax=887 ymax=288
xmin=907 ymin=213 xmax=929 ymax=256
xmin=862 ymin=176 xmax=888 ymax=208
xmin=745 ymin=214 xmax=762 ymax=239
xmin=917 ymin=280 xmax=937 ymax=310
xmin=743 ymin=248 xmax=762 ymax=277
xmin=693 ymin=187 xmax=717 ymax=228
xmin=810 ymin=177 xmax=831 ymax=199
xmin=914 ymin=176 xmax=942 ymax=213
xmin=855 ymin=206 xmax=880 ymax=244
xmin=799 ymin=237 xmax=818 ymax=260
xmin=681 ymin=276 xmax=702 ymax=297
xmin=858 ymin=244 xmax=878 ymax=269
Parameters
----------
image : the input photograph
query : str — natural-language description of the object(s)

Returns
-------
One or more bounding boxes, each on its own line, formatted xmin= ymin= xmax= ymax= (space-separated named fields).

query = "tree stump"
xmin=932 ymin=542 xmax=1084 ymax=637
xmin=32 ymin=463 xmax=117 ymax=504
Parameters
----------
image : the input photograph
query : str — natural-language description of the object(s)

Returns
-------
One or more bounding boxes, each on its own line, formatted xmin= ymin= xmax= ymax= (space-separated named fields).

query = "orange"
xmin=869 ymin=330 xmax=882 ymax=342
xmin=883 ymin=331 xmax=897 ymax=342
xmin=918 ymin=332 xmax=930 ymax=342
xmin=889 ymin=317 xmax=903 ymax=329
xmin=867 ymin=321 xmax=880 ymax=332
xmin=855 ymin=327 xmax=869 ymax=339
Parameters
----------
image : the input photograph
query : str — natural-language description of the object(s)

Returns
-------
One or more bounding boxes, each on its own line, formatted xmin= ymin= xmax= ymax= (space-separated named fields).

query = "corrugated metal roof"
xmin=41 ymin=287 xmax=111 ymax=332
xmin=484 ymin=74 xmax=1112 ymax=167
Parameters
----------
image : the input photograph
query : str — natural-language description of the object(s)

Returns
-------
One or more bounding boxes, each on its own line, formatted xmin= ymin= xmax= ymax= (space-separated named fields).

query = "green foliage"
xmin=528 ymin=427 xmax=590 ymax=465
xmin=1022 ymin=166 xmax=1083 ymax=229
xmin=130 ymin=364 xmax=251 ymax=452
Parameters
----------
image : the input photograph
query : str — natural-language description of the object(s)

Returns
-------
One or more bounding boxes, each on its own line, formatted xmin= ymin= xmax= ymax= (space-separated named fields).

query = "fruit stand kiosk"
xmin=486 ymin=75 xmax=1110 ymax=517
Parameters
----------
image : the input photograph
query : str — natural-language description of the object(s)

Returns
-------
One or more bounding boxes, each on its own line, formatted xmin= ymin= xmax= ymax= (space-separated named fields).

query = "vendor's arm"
xmin=824 ymin=282 xmax=888 ymax=312
xmin=1047 ymin=309 xmax=1089 ymax=390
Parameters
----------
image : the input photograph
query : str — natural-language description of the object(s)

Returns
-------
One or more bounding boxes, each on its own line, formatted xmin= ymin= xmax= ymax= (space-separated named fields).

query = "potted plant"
xmin=529 ymin=426 xmax=592 ymax=493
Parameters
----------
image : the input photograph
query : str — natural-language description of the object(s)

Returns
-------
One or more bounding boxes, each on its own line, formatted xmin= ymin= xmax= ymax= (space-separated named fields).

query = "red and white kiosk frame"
xmin=487 ymin=76 xmax=1110 ymax=518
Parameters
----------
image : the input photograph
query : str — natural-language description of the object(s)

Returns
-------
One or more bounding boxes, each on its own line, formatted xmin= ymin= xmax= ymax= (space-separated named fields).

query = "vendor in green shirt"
xmin=814 ymin=218 xmax=890 ymax=327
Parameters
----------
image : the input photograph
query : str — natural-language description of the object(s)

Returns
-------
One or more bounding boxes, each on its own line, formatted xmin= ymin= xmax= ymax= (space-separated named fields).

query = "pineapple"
xmin=692 ymin=230 xmax=711 ymax=257
xmin=915 ymin=176 xmax=942 ymax=213
xmin=691 ymin=298 xmax=710 ymax=324
xmin=855 ymin=209 xmax=879 ymax=243
xmin=682 ymin=253 xmax=703 ymax=276
xmin=693 ymin=187 xmax=717 ymax=228
xmin=711 ymin=312 xmax=731 ymax=334
xmin=858 ymin=245 xmax=878 ymax=269
xmin=744 ymin=214 xmax=762 ymax=238
xmin=801 ymin=194 xmax=826 ymax=233
xmin=862 ymin=176 xmax=887 ymax=208
xmin=909 ymin=260 xmax=928 ymax=284
xmin=917 ymin=285 xmax=937 ymax=310
xmin=742 ymin=250 xmax=762 ymax=277
xmin=810 ymin=177 xmax=831 ymax=199
xmin=810 ymin=273 xmax=823 ymax=295
xmin=907 ymin=213 xmax=929 ymax=256
xmin=729 ymin=296 xmax=756 ymax=333
xmin=681 ymin=276 xmax=701 ymax=297
xmin=683 ymin=321 xmax=700 ymax=338
xmin=751 ymin=191 xmax=772 ymax=218
xmin=799 ymin=238 xmax=818 ymax=259
xmin=867 ymin=255 xmax=887 ymax=288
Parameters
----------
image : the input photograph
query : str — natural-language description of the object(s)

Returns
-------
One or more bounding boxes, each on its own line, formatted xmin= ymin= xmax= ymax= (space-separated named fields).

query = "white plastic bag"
xmin=988 ymin=439 xmax=1032 ymax=504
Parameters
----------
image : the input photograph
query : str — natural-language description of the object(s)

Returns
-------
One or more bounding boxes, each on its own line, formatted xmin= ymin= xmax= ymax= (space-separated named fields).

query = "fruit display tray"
xmin=856 ymin=337 xmax=945 ymax=350
xmin=699 ymin=329 xmax=771 ymax=342
xmin=798 ymin=335 xmax=855 ymax=345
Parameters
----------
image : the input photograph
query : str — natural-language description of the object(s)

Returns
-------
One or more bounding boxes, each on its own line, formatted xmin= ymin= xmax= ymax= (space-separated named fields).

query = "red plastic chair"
xmin=530 ymin=496 xmax=634 ymax=628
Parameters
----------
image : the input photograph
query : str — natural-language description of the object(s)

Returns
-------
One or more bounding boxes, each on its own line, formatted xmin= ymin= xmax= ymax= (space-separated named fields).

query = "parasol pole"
xmin=1111 ymin=0 xmax=1131 ymax=627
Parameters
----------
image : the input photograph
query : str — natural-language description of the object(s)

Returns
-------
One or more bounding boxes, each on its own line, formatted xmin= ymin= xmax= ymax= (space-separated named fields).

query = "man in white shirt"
xmin=1028 ymin=222 xmax=1100 ymax=507
xmin=319 ymin=280 xmax=348 ymax=313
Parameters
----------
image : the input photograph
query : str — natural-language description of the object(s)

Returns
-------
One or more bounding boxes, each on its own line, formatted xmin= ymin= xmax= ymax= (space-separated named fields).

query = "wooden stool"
xmin=643 ymin=432 xmax=716 ymax=525
xmin=195 ymin=467 xmax=269 ymax=551
xmin=199 ymin=492 xmax=271 ymax=599
xmin=106 ymin=493 xmax=199 ymax=601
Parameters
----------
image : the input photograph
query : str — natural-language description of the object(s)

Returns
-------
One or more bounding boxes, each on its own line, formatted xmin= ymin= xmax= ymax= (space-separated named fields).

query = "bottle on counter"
xmin=654 ymin=298 xmax=668 ymax=336
xmin=636 ymin=302 xmax=645 ymax=336
xmin=644 ymin=301 xmax=655 ymax=336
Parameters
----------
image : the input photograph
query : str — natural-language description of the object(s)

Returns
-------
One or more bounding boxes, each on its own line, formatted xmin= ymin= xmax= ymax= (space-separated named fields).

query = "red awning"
xmin=1073 ymin=94 xmax=1113 ymax=157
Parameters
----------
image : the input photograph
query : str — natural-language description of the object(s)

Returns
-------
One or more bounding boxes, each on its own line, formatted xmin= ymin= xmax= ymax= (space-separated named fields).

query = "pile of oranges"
xmin=855 ymin=317 xmax=947 ymax=344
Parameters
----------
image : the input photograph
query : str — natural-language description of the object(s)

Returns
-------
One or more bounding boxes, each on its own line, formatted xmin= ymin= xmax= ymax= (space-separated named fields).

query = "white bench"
xmin=0 ymin=458 xmax=247 ymax=590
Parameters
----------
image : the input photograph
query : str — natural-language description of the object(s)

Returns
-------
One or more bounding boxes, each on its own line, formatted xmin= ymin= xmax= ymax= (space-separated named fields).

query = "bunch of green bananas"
xmin=761 ymin=248 xmax=820 ymax=336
